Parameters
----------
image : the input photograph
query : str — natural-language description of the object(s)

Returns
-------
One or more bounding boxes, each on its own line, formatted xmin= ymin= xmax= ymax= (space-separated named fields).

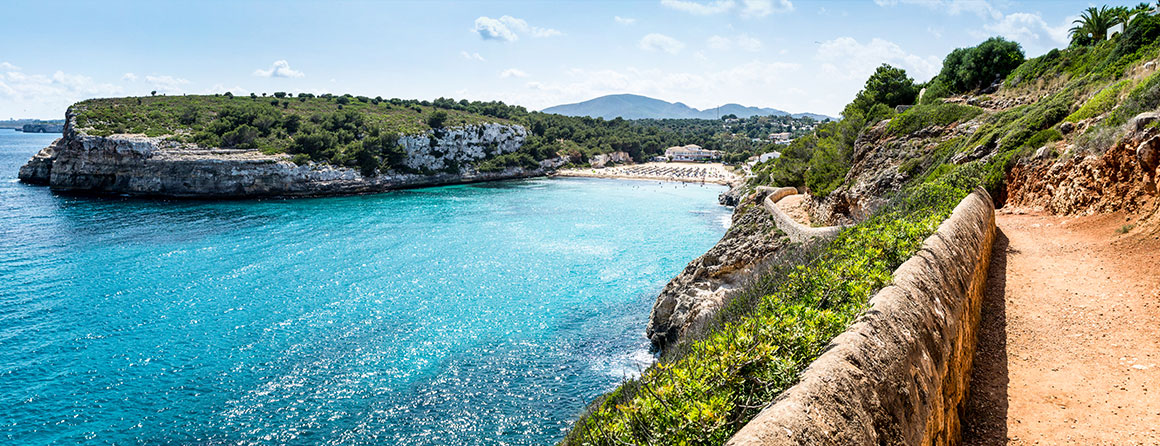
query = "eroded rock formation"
xmin=1006 ymin=112 xmax=1159 ymax=215
xmin=647 ymin=189 xmax=789 ymax=349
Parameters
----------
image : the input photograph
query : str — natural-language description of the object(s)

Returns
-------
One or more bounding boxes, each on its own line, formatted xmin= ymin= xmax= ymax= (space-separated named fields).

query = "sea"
xmin=0 ymin=130 xmax=731 ymax=445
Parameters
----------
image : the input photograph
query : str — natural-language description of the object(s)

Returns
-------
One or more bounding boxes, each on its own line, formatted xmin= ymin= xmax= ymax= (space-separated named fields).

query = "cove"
xmin=0 ymin=131 xmax=731 ymax=445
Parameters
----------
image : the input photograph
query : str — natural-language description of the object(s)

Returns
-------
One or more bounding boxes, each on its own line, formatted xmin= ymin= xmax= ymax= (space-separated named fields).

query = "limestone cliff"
xmin=19 ymin=109 xmax=544 ymax=197
xmin=647 ymin=189 xmax=789 ymax=348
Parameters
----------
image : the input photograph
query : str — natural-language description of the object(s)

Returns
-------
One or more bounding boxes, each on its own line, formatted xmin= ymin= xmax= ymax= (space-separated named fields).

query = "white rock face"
xmin=590 ymin=151 xmax=632 ymax=168
xmin=18 ymin=109 xmax=546 ymax=197
xmin=399 ymin=123 xmax=527 ymax=171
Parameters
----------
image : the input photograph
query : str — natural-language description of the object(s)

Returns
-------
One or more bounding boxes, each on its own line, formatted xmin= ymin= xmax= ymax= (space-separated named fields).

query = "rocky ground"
xmin=963 ymin=209 xmax=1160 ymax=445
xmin=646 ymin=191 xmax=788 ymax=349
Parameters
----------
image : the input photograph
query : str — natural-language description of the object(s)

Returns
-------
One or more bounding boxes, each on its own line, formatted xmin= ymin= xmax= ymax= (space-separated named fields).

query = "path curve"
xmin=756 ymin=186 xmax=842 ymax=244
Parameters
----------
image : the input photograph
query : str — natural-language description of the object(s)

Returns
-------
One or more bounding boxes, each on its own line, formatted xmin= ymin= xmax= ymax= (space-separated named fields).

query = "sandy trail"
xmin=963 ymin=211 xmax=1160 ymax=445
xmin=774 ymin=194 xmax=813 ymax=226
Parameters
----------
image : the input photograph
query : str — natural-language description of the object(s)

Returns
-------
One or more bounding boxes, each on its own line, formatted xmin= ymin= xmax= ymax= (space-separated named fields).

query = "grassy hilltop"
xmin=565 ymin=4 xmax=1160 ymax=445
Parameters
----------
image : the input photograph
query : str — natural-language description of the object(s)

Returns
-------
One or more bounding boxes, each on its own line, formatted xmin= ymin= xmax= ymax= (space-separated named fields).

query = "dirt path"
xmin=963 ymin=210 xmax=1160 ymax=445
xmin=775 ymin=194 xmax=813 ymax=226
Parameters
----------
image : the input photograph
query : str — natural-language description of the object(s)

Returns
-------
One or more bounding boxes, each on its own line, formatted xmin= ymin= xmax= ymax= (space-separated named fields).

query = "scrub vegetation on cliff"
xmin=71 ymin=93 xmax=815 ymax=178
xmin=565 ymin=5 xmax=1160 ymax=444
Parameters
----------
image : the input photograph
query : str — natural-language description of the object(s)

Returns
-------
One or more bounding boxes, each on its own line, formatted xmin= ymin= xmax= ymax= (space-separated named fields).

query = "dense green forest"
xmin=565 ymin=4 xmax=1160 ymax=445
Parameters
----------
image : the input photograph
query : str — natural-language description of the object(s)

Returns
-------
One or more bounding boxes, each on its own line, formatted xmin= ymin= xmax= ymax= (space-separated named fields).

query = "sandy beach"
xmin=553 ymin=162 xmax=740 ymax=185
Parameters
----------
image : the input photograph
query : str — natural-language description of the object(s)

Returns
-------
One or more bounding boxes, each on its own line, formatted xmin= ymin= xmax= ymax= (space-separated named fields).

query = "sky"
xmin=0 ymin=0 xmax=1139 ymax=119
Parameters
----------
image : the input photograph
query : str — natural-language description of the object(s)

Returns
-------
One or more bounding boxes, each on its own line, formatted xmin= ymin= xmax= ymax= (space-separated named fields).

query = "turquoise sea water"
xmin=0 ymin=131 xmax=731 ymax=445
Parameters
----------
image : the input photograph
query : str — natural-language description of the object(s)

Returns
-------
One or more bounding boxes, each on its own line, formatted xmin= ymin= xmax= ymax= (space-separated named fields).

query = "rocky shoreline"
xmin=18 ymin=110 xmax=552 ymax=198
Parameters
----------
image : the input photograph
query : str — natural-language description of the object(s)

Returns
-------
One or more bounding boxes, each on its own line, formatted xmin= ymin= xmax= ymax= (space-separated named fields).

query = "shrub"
xmin=220 ymin=124 xmax=259 ymax=149
xmin=886 ymin=103 xmax=983 ymax=136
xmin=935 ymin=37 xmax=1025 ymax=94
xmin=1107 ymin=71 xmax=1160 ymax=126
xmin=1065 ymin=79 xmax=1130 ymax=122
xmin=851 ymin=64 xmax=920 ymax=113
xmin=426 ymin=110 xmax=449 ymax=129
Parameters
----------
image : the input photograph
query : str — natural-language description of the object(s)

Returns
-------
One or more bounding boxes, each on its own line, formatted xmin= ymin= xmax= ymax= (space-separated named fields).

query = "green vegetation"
xmin=567 ymin=4 xmax=1160 ymax=443
xmin=1108 ymin=69 xmax=1160 ymax=126
xmin=564 ymin=163 xmax=985 ymax=445
xmin=886 ymin=103 xmax=983 ymax=136
xmin=71 ymin=94 xmax=749 ymax=175
xmin=1065 ymin=79 xmax=1130 ymax=122
xmin=924 ymin=37 xmax=1025 ymax=101
xmin=749 ymin=64 xmax=910 ymax=197
xmin=1069 ymin=4 xmax=1153 ymax=46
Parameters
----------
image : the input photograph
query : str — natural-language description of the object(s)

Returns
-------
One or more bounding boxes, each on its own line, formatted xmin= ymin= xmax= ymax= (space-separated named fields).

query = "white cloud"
xmin=144 ymin=75 xmax=190 ymax=94
xmin=740 ymin=0 xmax=793 ymax=17
xmin=474 ymin=16 xmax=518 ymax=41
xmin=473 ymin=15 xmax=561 ymax=42
xmin=983 ymin=12 xmax=1070 ymax=46
xmin=501 ymin=16 xmax=562 ymax=38
xmin=461 ymin=51 xmax=487 ymax=62
xmin=660 ymin=0 xmax=791 ymax=17
xmin=614 ymin=16 xmax=637 ymax=25
xmin=639 ymin=33 xmax=686 ymax=54
xmin=121 ymin=72 xmax=138 ymax=82
xmin=873 ymin=0 xmax=1000 ymax=20
xmin=0 ymin=66 xmax=122 ymax=118
xmin=815 ymin=36 xmax=940 ymax=82
xmin=500 ymin=68 xmax=528 ymax=78
xmin=708 ymin=34 xmax=763 ymax=51
xmin=253 ymin=60 xmax=305 ymax=78
xmin=661 ymin=0 xmax=736 ymax=15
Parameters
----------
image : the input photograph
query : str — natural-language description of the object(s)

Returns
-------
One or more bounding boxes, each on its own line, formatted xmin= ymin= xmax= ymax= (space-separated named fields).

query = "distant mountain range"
xmin=541 ymin=94 xmax=833 ymax=121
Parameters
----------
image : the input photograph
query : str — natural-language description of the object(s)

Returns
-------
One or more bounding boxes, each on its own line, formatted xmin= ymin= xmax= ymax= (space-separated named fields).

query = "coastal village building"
xmin=769 ymin=132 xmax=793 ymax=145
xmin=665 ymin=144 xmax=722 ymax=162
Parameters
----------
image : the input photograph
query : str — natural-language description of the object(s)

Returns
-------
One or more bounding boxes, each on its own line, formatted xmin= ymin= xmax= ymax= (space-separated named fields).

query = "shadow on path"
xmin=962 ymin=228 xmax=1010 ymax=445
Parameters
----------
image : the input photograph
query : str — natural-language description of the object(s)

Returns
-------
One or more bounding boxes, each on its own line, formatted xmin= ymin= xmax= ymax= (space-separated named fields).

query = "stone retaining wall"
xmin=728 ymin=188 xmax=996 ymax=446
xmin=757 ymin=186 xmax=843 ymax=244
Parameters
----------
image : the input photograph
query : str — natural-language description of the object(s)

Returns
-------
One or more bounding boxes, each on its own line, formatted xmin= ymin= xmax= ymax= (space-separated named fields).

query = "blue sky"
xmin=0 ymin=0 xmax=1138 ymax=119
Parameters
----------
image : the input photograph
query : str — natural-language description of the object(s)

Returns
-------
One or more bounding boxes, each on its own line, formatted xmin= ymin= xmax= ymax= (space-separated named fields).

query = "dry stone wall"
xmin=728 ymin=189 xmax=996 ymax=446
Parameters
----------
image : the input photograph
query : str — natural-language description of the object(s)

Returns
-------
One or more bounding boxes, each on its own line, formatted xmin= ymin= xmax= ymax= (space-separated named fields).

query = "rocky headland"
xmin=18 ymin=109 xmax=556 ymax=198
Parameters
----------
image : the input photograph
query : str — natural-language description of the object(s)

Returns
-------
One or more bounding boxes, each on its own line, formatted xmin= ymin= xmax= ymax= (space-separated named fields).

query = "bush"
xmin=1107 ymin=71 xmax=1160 ymax=126
xmin=935 ymin=37 xmax=1025 ymax=94
xmin=220 ymin=124 xmax=258 ymax=149
xmin=851 ymin=64 xmax=919 ymax=113
xmin=1065 ymin=79 xmax=1130 ymax=122
xmin=886 ymin=103 xmax=983 ymax=136
xmin=426 ymin=110 xmax=449 ymax=129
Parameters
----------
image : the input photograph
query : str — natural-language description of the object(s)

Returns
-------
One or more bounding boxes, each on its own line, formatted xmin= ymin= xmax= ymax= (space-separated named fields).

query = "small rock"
xmin=1059 ymin=121 xmax=1075 ymax=134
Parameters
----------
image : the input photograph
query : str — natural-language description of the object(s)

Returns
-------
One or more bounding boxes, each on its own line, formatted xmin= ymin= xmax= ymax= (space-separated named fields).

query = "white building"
xmin=665 ymin=144 xmax=722 ymax=162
